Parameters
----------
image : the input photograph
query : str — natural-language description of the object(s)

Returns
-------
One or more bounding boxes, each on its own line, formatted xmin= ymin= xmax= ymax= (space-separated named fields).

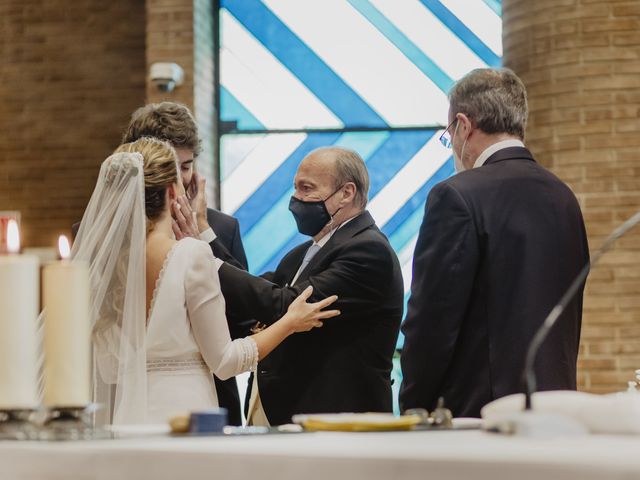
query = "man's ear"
xmin=456 ymin=113 xmax=474 ymax=136
xmin=341 ymin=182 xmax=357 ymax=205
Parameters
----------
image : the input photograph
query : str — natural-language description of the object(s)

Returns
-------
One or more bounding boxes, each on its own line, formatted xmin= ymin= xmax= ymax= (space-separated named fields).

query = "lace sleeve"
xmin=185 ymin=240 xmax=259 ymax=379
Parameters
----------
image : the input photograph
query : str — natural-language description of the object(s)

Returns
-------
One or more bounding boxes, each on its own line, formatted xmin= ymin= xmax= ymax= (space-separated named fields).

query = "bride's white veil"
xmin=72 ymin=152 xmax=147 ymax=425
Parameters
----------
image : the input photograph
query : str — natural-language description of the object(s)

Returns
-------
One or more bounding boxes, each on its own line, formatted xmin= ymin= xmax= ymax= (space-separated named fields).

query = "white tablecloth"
xmin=1 ymin=429 xmax=640 ymax=480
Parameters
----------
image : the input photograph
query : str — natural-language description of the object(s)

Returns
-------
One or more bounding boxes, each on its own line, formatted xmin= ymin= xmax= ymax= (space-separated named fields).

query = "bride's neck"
xmin=147 ymin=211 xmax=173 ymax=239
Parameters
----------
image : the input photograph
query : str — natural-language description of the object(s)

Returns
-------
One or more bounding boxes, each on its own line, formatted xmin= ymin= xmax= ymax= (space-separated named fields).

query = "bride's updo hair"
xmin=115 ymin=137 xmax=179 ymax=231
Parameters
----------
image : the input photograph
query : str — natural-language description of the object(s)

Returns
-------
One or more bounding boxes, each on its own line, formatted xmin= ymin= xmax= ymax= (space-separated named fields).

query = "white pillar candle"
xmin=42 ymin=236 xmax=90 ymax=407
xmin=0 ymin=220 xmax=39 ymax=409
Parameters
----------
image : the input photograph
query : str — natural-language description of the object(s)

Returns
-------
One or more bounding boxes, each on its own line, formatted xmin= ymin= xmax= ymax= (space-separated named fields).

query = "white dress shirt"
xmin=473 ymin=139 xmax=525 ymax=169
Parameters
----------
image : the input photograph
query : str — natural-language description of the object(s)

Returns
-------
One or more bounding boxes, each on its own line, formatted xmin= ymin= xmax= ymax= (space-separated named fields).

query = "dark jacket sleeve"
xmin=229 ymin=219 xmax=249 ymax=270
xmin=209 ymin=236 xmax=246 ymax=270
xmin=205 ymin=209 xmax=248 ymax=271
xmin=399 ymin=182 xmax=479 ymax=412
xmin=204 ymin=212 xmax=253 ymax=337
xmin=218 ymin=237 xmax=397 ymax=325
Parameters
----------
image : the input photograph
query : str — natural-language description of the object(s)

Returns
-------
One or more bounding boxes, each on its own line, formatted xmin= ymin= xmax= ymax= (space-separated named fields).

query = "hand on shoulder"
xmin=283 ymin=286 xmax=340 ymax=333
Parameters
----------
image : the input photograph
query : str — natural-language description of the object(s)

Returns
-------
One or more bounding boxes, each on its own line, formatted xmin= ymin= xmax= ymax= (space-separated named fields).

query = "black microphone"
xmin=523 ymin=210 xmax=640 ymax=410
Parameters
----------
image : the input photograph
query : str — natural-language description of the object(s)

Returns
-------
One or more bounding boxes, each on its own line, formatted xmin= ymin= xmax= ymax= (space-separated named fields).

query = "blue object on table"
xmin=189 ymin=408 xmax=228 ymax=434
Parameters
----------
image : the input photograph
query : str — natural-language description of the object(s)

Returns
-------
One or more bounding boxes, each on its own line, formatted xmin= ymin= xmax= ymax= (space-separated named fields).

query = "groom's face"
xmin=175 ymin=148 xmax=195 ymax=189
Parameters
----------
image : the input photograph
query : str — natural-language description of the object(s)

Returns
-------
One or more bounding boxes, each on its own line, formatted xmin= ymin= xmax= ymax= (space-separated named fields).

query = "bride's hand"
xmin=285 ymin=286 xmax=339 ymax=333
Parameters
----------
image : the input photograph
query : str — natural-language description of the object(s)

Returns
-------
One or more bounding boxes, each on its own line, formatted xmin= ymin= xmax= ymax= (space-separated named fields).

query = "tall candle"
xmin=0 ymin=220 xmax=39 ymax=409
xmin=42 ymin=235 xmax=90 ymax=407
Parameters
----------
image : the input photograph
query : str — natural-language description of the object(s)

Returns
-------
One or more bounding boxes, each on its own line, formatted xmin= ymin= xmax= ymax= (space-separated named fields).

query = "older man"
xmin=400 ymin=68 xmax=589 ymax=418
xmin=213 ymin=147 xmax=404 ymax=425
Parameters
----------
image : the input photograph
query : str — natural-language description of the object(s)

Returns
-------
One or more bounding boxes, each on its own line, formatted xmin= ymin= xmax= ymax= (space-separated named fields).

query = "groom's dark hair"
xmin=122 ymin=102 xmax=202 ymax=156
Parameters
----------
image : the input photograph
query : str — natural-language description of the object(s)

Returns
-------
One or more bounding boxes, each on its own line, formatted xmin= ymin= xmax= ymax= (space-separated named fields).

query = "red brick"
xmin=0 ymin=0 xmax=145 ymax=248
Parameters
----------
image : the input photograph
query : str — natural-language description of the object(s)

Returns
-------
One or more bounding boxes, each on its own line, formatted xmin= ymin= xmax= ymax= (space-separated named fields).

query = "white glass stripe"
xmin=221 ymin=133 xmax=307 ymax=214
xmin=263 ymin=0 xmax=449 ymax=126
xmin=368 ymin=131 xmax=450 ymax=227
xmin=439 ymin=0 xmax=502 ymax=56
xmin=220 ymin=10 xmax=342 ymax=129
xmin=370 ymin=0 xmax=488 ymax=79
xmin=220 ymin=134 xmax=265 ymax=181
xmin=399 ymin=235 xmax=419 ymax=294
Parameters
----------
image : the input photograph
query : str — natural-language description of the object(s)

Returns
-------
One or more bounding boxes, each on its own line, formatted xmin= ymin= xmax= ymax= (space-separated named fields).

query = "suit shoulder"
xmin=344 ymin=224 xmax=399 ymax=266
xmin=425 ymin=176 xmax=471 ymax=208
xmin=535 ymin=164 xmax=580 ymax=198
xmin=207 ymin=208 xmax=239 ymax=230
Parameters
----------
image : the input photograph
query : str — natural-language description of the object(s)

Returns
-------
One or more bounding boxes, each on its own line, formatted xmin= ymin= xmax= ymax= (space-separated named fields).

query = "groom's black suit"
xmin=203 ymin=208 xmax=249 ymax=426
xmin=214 ymin=211 xmax=404 ymax=425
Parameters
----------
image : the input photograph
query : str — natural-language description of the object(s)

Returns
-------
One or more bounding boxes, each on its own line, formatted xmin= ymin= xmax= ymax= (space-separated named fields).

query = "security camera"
xmin=150 ymin=62 xmax=184 ymax=92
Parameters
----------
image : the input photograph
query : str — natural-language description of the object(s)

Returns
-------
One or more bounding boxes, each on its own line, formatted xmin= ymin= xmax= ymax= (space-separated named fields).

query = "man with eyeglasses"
xmin=400 ymin=68 xmax=589 ymax=418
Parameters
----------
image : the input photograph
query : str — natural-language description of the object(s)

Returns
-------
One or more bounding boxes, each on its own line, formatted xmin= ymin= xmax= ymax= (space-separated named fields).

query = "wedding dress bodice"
xmin=144 ymin=237 xmax=257 ymax=423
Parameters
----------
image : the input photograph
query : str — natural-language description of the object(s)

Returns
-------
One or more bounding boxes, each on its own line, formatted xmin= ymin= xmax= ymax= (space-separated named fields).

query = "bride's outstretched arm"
xmin=250 ymin=286 xmax=339 ymax=360
xmin=186 ymin=241 xmax=339 ymax=380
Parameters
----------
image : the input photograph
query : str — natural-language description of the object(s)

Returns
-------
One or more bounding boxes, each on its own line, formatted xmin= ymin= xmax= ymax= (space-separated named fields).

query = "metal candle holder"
xmin=0 ymin=409 xmax=38 ymax=440
xmin=37 ymin=404 xmax=107 ymax=441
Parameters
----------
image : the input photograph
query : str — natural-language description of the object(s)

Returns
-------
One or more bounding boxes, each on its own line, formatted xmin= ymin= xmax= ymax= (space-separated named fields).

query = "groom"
xmin=120 ymin=102 xmax=249 ymax=426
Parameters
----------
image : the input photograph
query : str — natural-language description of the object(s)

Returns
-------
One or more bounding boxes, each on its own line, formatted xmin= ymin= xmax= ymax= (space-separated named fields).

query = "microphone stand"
xmin=492 ymin=211 xmax=640 ymax=436
xmin=524 ymin=211 xmax=640 ymax=410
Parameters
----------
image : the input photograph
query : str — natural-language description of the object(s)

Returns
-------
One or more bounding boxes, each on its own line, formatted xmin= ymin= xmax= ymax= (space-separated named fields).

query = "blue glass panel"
xmin=220 ymin=0 xmax=502 ymax=130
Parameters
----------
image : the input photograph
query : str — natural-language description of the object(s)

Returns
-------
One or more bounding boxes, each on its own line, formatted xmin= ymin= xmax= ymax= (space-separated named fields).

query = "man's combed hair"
xmin=122 ymin=102 xmax=202 ymax=156
xmin=311 ymin=147 xmax=370 ymax=209
xmin=449 ymin=68 xmax=528 ymax=139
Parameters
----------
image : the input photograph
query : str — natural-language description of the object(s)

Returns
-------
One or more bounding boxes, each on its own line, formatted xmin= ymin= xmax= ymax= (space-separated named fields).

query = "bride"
xmin=72 ymin=137 xmax=339 ymax=425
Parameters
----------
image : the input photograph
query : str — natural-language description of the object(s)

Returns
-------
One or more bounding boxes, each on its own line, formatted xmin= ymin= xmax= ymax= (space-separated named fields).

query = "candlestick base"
xmin=38 ymin=404 xmax=109 ymax=441
xmin=0 ymin=409 xmax=38 ymax=440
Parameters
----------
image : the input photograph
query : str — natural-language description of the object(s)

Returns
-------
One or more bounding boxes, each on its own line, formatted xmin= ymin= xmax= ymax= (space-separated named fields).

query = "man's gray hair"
xmin=449 ymin=68 xmax=528 ymax=139
xmin=313 ymin=147 xmax=370 ymax=209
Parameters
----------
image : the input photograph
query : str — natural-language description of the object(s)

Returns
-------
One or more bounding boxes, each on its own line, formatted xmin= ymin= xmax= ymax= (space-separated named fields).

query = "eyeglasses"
xmin=439 ymin=119 xmax=458 ymax=149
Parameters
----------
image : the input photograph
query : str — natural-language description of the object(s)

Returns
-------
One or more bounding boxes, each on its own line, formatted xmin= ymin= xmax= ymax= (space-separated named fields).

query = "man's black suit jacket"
xmin=400 ymin=147 xmax=589 ymax=418
xmin=204 ymin=208 xmax=249 ymax=426
xmin=206 ymin=208 xmax=248 ymax=277
xmin=214 ymin=211 xmax=404 ymax=425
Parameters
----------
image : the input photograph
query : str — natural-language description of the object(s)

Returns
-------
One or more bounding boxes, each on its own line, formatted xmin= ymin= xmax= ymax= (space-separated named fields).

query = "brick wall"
xmin=503 ymin=0 xmax=640 ymax=392
xmin=146 ymin=0 xmax=217 ymax=207
xmin=0 ymin=0 xmax=146 ymax=247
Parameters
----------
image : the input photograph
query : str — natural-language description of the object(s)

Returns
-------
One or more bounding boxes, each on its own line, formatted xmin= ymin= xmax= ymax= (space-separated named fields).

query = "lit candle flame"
xmin=58 ymin=235 xmax=71 ymax=260
xmin=7 ymin=219 xmax=20 ymax=254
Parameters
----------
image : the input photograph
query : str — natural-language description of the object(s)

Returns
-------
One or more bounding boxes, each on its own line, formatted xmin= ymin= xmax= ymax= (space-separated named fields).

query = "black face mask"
xmin=289 ymin=186 xmax=343 ymax=237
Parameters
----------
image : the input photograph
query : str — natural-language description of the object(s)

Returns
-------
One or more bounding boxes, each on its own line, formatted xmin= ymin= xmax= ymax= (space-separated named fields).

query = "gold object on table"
xmin=169 ymin=414 xmax=190 ymax=433
xmin=292 ymin=413 xmax=422 ymax=432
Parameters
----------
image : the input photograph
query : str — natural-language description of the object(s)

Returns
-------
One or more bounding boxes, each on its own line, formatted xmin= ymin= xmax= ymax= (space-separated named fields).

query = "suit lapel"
xmin=294 ymin=211 xmax=375 ymax=284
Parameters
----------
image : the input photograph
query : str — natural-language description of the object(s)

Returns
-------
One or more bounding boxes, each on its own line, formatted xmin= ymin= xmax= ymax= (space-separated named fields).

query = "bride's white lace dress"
xmin=66 ymin=152 xmax=258 ymax=425
xmin=145 ymin=237 xmax=257 ymax=424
